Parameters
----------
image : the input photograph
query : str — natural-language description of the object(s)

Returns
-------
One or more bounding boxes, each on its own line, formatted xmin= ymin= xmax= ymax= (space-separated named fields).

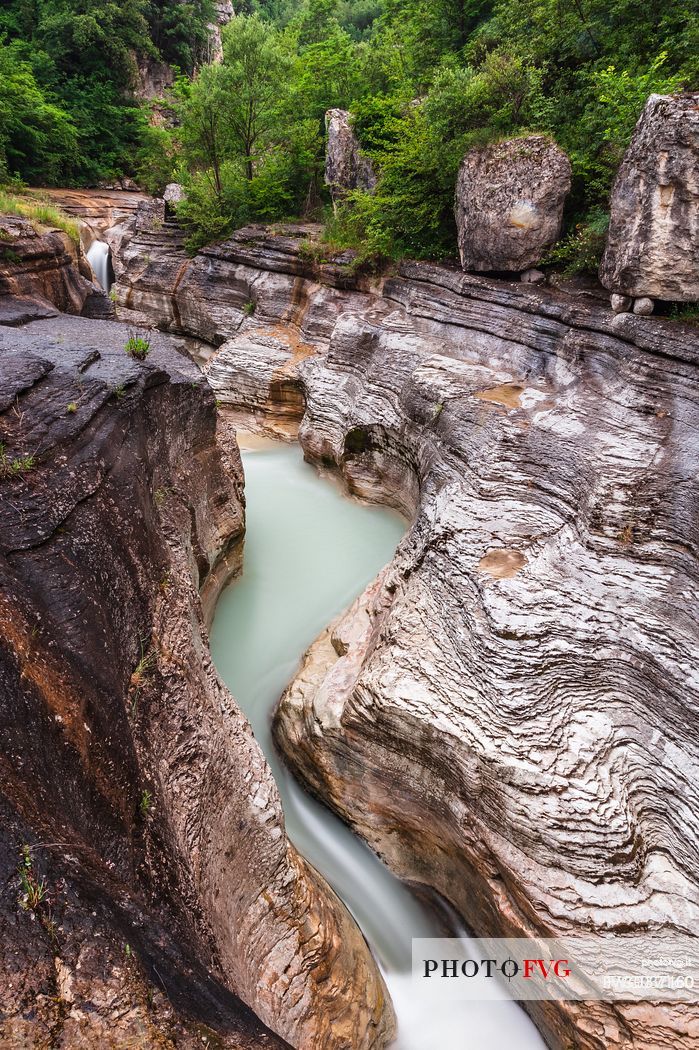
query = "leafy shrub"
xmin=124 ymin=331 xmax=151 ymax=360
xmin=544 ymin=208 xmax=610 ymax=276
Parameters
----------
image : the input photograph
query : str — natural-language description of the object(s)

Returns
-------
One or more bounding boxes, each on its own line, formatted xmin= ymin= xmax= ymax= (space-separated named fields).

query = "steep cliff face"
xmin=0 ymin=314 xmax=394 ymax=1049
xmin=110 ymin=219 xmax=699 ymax=1049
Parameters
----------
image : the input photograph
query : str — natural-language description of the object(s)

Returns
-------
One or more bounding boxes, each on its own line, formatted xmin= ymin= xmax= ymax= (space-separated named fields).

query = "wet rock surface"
xmin=600 ymin=93 xmax=699 ymax=302
xmin=455 ymin=135 xmax=572 ymax=272
xmin=0 ymin=313 xmax=394 ymax=1049
xmin=110 ymin=219 xmax=699 ymax=1048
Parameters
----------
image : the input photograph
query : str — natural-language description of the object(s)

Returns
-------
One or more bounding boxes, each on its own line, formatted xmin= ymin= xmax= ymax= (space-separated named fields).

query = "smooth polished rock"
xmin=111 ymin=220 xmax=699 ymax=1049
xmin=0 ymin=312 xmax=394 ymax=1050
xmin=611 ymin=293 xmax=632 ymax=313
xmin=633 ymin=296 xmax=655 ymax=315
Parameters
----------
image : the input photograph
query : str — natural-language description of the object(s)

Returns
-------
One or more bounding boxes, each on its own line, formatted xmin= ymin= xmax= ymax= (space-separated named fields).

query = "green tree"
xmin=0 ymin=41 xmax=77 ymax=183
xmin=220 ymin=14 xmax=292 ymax=180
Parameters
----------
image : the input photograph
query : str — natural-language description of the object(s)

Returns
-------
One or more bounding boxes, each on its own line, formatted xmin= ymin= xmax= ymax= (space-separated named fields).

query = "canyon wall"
xmin=0 ymin=300 xmax=393 ymax=1046
xmin=110 ymin=217 xmax=699 ymax=1049
xmin=0 ymin=214 xmax=112 ymax=324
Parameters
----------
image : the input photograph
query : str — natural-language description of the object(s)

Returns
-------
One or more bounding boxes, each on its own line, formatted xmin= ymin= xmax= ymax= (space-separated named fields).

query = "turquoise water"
xmin=210 ymin=439 xmax=545 ymax=1049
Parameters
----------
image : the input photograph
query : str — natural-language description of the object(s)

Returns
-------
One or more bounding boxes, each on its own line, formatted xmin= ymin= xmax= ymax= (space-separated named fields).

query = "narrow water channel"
xmin=210 ymin=438 xmax=545 ymax=1050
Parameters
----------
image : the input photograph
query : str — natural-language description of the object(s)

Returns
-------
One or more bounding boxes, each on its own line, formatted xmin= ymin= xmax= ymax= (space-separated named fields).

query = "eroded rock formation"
xmin=0 ymin=306 xmax=394 ymax=1047
xmin=455 ymin=134 xmax=571 ymax=272
xmin=41 ymin=188 xmax=150 ymax=251
xmin=0 ymin=214 xmax=112 ymax=324
xmin=600 ymin=92 xmax=699 ymax=302
xmin=325 ymin=109 xmax=377 ymax=205
xmin=110 ymin=216 xmax=699 ymax=1049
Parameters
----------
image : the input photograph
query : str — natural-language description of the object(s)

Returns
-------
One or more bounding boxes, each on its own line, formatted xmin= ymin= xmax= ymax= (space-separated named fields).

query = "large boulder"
xmin=455 ymin=134 xmax=571 ymax=272
xmin=325 ymin=109 xmax=377 ymax=205
xmin=600 ymin=93 xmax=699 ymax=302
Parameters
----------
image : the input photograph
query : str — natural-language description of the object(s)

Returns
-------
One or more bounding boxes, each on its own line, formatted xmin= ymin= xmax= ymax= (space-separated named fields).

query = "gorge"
xmin=1 ymin=183 xmax=699 ymax=1050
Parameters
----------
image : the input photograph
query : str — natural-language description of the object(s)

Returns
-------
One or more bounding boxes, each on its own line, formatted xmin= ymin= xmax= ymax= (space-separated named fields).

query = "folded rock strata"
xmin=110 ymin=218 xmax=699 ymax=1049
xmin=0 ymin=311 xmax=394 ymax=1049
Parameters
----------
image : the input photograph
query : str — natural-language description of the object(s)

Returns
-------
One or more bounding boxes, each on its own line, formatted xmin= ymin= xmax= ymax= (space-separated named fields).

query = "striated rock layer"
xmin=0 ymin=313 xmax=394 ymax=1049
xmin=111 ymin=218 xmax=699 ymax=1049
xmin=0 ymin=214 xmax=112 ymax=324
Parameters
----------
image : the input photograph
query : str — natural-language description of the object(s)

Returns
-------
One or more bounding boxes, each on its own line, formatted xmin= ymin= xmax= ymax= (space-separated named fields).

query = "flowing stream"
xmin=86 ymin=239 xmax=112 ymax=291
xmin=210 ymin=438 xmax=545 ymax=1049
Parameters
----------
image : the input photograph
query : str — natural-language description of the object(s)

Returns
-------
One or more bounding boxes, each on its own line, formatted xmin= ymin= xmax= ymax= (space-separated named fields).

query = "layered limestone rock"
xmin=455 ymin=134 xmax=572 ymax=272
xmin=325 ymin=109 xmax=377 ymax=204
xmin=0 ymin=312 xmax=394 ymax=1049
xmin=600 ymin=92 xmax=699 ymax=302
xmin=0 ymin=214 xmax=112 ymax=323
xmin=111 ymin=219 xmax=699 ymax=1049
xmin=40 ymin=188 xmax=150 ymax=251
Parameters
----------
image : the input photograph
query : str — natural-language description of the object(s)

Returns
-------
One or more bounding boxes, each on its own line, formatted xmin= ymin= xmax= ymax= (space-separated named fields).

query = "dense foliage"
xmin=0 ymin=0 xmax=214 ymax=183
xmin=2 ymin=0 xmax=697 ymax=266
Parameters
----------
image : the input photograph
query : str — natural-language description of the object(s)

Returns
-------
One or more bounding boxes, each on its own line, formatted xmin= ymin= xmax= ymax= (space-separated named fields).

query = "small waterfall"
xmin=86 ymin=240 xmax=112 ymax=292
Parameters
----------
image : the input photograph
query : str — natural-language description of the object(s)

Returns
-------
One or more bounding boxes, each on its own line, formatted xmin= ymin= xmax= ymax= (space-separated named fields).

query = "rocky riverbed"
xmin=108 ymin=213 xmax=699 ymax=1049
xmin=2 ymin=197 xmax=699 ymax=1049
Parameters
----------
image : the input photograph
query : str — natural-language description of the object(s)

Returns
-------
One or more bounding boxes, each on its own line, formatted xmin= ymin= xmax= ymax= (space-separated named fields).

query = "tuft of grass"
xmin=1 ymin=247 xmax=21 ymax=264
xmin=0 ymin=443 xmax=36 ymax=477
xmin=138 ymin=789 xmax=153 ymax=819
xmin=0 ymin=190 xmax=80 ymax=245
xmin=668 ymin=303 xmax=699 ymax=327
xmin=242 ymin=300 xmax=256 ymax=316
xmin=18 ymin=846 xmax=48 ymax=913
xmin=66 ymin=402 xmax=78 ymax=414
xmin=130 ymin=645 xmax=156 ymax=691
xmin=124 ymin=330 xmax=151 ymax=361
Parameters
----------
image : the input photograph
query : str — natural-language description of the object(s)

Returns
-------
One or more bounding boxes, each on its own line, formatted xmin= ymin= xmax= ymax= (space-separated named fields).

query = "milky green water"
xmin=210 ymin=440 xmax=545 ymax=1050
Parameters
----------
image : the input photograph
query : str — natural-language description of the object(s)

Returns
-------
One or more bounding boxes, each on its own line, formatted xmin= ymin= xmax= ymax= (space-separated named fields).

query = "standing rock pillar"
xmin=600 ymin=93 xmax=699 ymax=309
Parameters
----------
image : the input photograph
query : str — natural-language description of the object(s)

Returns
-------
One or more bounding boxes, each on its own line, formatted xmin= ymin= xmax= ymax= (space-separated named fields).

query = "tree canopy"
xmin=1 ymin=0 xmax=697 ymax=268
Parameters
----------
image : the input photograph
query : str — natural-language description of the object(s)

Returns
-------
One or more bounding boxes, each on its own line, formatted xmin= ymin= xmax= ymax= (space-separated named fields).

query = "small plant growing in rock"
xmin=113 ymin=384 xmax=126 ymax=400
xmin=0 ymin=443 xmax=36 ymax=477
xmin=124 ymin=331 xmax=151 ymax=361
xmin=619 ymin=523 xmax=635 ymax=545
xmin=153 ymin=487 xmax=167 ymax=507
xmin=18 ymin=846 xmax=48 ymax=914
xmin=66 ymin=402 xmax=77 ymax=414
xmin=242 ymin=300 xmax=256 ymax=316
xmin=109 ymin=288 xmax=118 ymax=302
xmin=138 ymin=789 xmax=153 ymax=819
xmin=131 ymin=645 xmax=155 ymax=690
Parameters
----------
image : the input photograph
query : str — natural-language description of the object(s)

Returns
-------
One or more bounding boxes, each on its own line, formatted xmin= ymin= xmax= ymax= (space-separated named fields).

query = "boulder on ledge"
xmin=600 ymin=93 xmax=699 ymax=302
xmin=325 ymin=109 xmax=377 ymax=205
xmin=455 ymin=134 xmax=571 ymax=273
